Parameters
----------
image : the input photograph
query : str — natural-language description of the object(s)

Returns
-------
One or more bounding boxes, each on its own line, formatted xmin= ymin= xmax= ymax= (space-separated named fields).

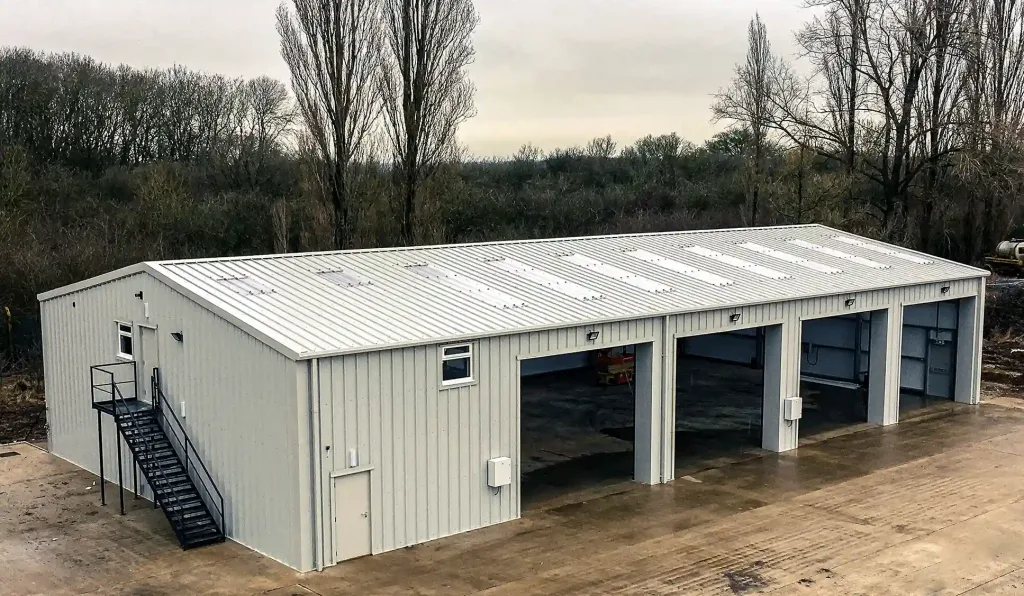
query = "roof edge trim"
xmin=145 ymin=264 xmax=305 ymax=360
xmin=37 ymin=264 xmax=149 ymax=302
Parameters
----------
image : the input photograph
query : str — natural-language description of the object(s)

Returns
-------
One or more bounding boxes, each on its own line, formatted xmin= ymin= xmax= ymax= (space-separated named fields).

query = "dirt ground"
xmin=982 ymin=335 xmax=1024 ymax=399
xmin=0 ymin=374 xmax=45 ymax=444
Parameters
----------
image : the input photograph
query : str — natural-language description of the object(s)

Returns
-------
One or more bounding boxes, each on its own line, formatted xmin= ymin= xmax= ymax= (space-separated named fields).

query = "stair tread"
xmin=148 ymin=474 xmax=189 ymax=483
xmin=110 ymin=408 xmax=222 ymax=551
xmin=162 ymin=499 xmax=201 ymax=506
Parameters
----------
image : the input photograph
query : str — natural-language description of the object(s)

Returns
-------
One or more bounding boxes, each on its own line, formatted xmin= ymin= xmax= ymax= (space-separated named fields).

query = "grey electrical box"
xmin=784 ymin=397 xmax=803 ymax=421
xmin=487 ymin=457 xmax=511 ymax=488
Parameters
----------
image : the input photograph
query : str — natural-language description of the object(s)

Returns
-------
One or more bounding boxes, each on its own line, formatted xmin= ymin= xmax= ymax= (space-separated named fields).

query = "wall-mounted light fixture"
xmin=845 ymin=298 xmax=857 ymax=308
xmin=586 ymin=330 xmax=600 ymax=341
xmin=134 ymin=291 xmax=144 ymax=300
xmin=171 ymin=332 xmax=184 ymax=343
xmin=729 ymin=313 xmax=742 ymax=323
xmin=941 ymin=285 xmax=951 ymax=294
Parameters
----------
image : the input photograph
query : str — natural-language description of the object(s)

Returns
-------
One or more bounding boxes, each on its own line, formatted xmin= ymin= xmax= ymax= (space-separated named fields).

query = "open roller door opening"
xmin=899 ymin=301 xmax=961 ymax=414
xmin=519 ymin=346 xmax=639 ymax=509
xmin=798 ymin=314 xmax=872 ymax=435
xmin=675 ymin=329 xmax=766 ymax=472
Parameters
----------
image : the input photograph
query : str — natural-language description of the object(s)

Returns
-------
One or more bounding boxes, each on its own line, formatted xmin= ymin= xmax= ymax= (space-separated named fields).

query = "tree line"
xmin=713 ymin=0 xmax=1024 ymax=257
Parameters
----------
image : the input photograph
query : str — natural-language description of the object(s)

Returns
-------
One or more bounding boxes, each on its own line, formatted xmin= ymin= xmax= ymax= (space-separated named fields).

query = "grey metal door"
xmin=926 ymin=330 xmax=956 ymax=399
xmin=137 ymin=326 xmax=160 ymax=404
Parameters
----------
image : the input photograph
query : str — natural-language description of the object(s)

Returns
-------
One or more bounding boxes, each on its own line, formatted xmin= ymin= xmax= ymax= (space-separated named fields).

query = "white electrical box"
xmin=784 ymin=396 xmax=803 ymax=421
xmin=487 ymin=457 xmax=511 ymax=488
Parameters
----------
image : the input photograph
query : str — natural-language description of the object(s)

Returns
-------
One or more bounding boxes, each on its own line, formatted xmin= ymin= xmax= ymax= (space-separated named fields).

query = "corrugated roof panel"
xmin=832 ymin=236 xmax=934 ymax=264
xmin=787 ymin=239 xmax=891 ymax=269
xmin=69 ymin=223 xmax=984 ymax=358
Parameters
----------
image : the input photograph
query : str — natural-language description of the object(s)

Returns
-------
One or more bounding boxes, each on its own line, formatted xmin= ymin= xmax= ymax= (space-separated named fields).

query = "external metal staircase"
xmin=91 ymin=362 xmax=225 ymax=549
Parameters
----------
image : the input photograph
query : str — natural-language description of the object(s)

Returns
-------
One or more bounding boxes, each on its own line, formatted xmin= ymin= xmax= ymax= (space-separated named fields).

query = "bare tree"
xmin=379 ymin=0 xmax=479 ymax=244
xmin=713 ymin=14 xmax=776 ymax=225
xmin=979 ymin=0 xmax=1024 ymax=248
xmin=277 ymin=0 xmax=381 ymax=249
xmin=226 ymin=76 xmax=295 ymax=189
xmin=799 ymin=0 xmax=866 ymax=215
xmin=916 ymin=0 xmax=965 ymax=251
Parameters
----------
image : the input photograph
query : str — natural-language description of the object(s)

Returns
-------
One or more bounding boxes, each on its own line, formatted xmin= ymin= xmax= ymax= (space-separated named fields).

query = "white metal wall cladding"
xmin=40 ymin=273 xmax=305 ymax=569
xmin=319 ymin=318 xmax=663 ymax=558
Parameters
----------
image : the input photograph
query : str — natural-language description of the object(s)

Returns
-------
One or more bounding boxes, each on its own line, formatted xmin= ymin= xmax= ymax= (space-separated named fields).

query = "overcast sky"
xmin=0 ymin=0 xmax=806 ymax=157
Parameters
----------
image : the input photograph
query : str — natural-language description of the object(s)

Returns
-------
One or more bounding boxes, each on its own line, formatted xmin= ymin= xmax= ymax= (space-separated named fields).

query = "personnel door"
xmin=332 ymin=472 xmax=371 ymax=563
xmin=137 ymin=326 xmax=160 ymax=404
xmin=926 ymin=330 xmax=956 ymax=399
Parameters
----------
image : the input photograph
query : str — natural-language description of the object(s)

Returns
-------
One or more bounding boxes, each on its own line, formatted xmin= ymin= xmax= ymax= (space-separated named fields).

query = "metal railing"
xmin=151 ymin=368 xmax=225 ymax=536
xmin=90 ymin=362 xmax=189 ymax=534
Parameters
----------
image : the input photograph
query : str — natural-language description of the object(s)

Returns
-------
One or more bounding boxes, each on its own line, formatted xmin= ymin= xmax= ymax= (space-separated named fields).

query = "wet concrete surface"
xmin=6 ymin=400 xmax=1024 ymax=594
xmin=521 ymin=359 xmax=912 ymax=506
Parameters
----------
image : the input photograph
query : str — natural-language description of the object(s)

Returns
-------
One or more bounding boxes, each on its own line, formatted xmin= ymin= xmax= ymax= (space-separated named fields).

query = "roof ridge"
xmin=154 ymin=224 xmax=825 ymax=266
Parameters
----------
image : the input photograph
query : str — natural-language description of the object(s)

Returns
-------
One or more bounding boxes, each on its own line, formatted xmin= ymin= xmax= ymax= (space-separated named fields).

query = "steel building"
xmin=38 ymin=224 xmax=988 ymax=571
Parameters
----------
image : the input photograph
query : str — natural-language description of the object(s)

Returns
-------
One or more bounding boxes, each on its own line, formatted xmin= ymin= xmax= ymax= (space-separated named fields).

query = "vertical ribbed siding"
xmin=40 ymin=273 xmax=304 ymax=570
xmin=955 ymin=278 xmax=985 ymax=405
xmin=41 ymin=274 xmax=147 ymax=498
xmin=321 ymin=317 xmax=661 ymax=559
xmin=314 ymin=279 xmax=984 ymax=564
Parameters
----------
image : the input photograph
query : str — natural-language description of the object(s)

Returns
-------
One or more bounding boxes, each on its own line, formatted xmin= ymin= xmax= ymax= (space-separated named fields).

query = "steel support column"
xmin=633 ymin=340 xmax=663 ymax=484
xmin=116 ymin=429 xmax=125 ymax=515
xmin=955 ymin=287 xmax=985 ymax=405
xmin=762 ymin=321 xmax=801 ymax=452
xmin=868 ymin=306 xmax=903 ymax=426
xmin=97 ymin=411 xmax=105 ymax=506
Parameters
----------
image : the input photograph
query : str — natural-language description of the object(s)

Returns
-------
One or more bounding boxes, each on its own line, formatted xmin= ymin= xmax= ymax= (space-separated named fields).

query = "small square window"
xmin=116 ymin=322 xmax=134 ymax=360
xmin=441 ymin=344 xmax=473 ymax=386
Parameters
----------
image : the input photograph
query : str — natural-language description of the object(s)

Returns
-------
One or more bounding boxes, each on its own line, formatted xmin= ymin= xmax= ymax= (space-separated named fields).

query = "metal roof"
xmin=39 ymin=224 xmax=988 ymax=360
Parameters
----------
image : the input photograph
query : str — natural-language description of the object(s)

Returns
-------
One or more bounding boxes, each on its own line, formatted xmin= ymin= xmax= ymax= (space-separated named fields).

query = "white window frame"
xmin=115 ymin=321 xmax=134 ymax=361
xmin=440 ymin=343 xmax=474 ymax=388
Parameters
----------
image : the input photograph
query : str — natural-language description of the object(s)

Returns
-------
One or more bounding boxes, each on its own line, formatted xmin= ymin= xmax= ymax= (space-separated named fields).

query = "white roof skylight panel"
xmin=624 ymin=250 xmax=734 ymax=286
xmin=561 ymin=253 xmax=673 ymax=293
xmin=407 ymin=264 xmax=526 ymax=309
xmin=491 ymin=258 xmax=603 ymax=301
xmin=736 ymin=242 xmax=843 ymax=274
xmin=212 ymin=274 xmax=275 ymax=296
xmin=787 ymin=239 xmax=891 ymax=269
xmin=831 ymin=236 xmax=934 ymax=265
xmin=315 ymin=269 xmax=372 ymax=288
xmin=683 ymin=246 xmax=791 ymax=280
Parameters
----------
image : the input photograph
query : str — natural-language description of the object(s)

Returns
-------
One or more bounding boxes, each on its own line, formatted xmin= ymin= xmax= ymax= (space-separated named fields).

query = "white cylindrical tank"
xmin=995 ymin=241 xmax=1024 ymax=260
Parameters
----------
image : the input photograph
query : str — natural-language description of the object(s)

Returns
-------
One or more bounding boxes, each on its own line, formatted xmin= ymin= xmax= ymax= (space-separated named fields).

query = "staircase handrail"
xmin=95 ymin=365 xmax=189 ymax=531
xmin=151 ymin=368 xmax=225 ymax=535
